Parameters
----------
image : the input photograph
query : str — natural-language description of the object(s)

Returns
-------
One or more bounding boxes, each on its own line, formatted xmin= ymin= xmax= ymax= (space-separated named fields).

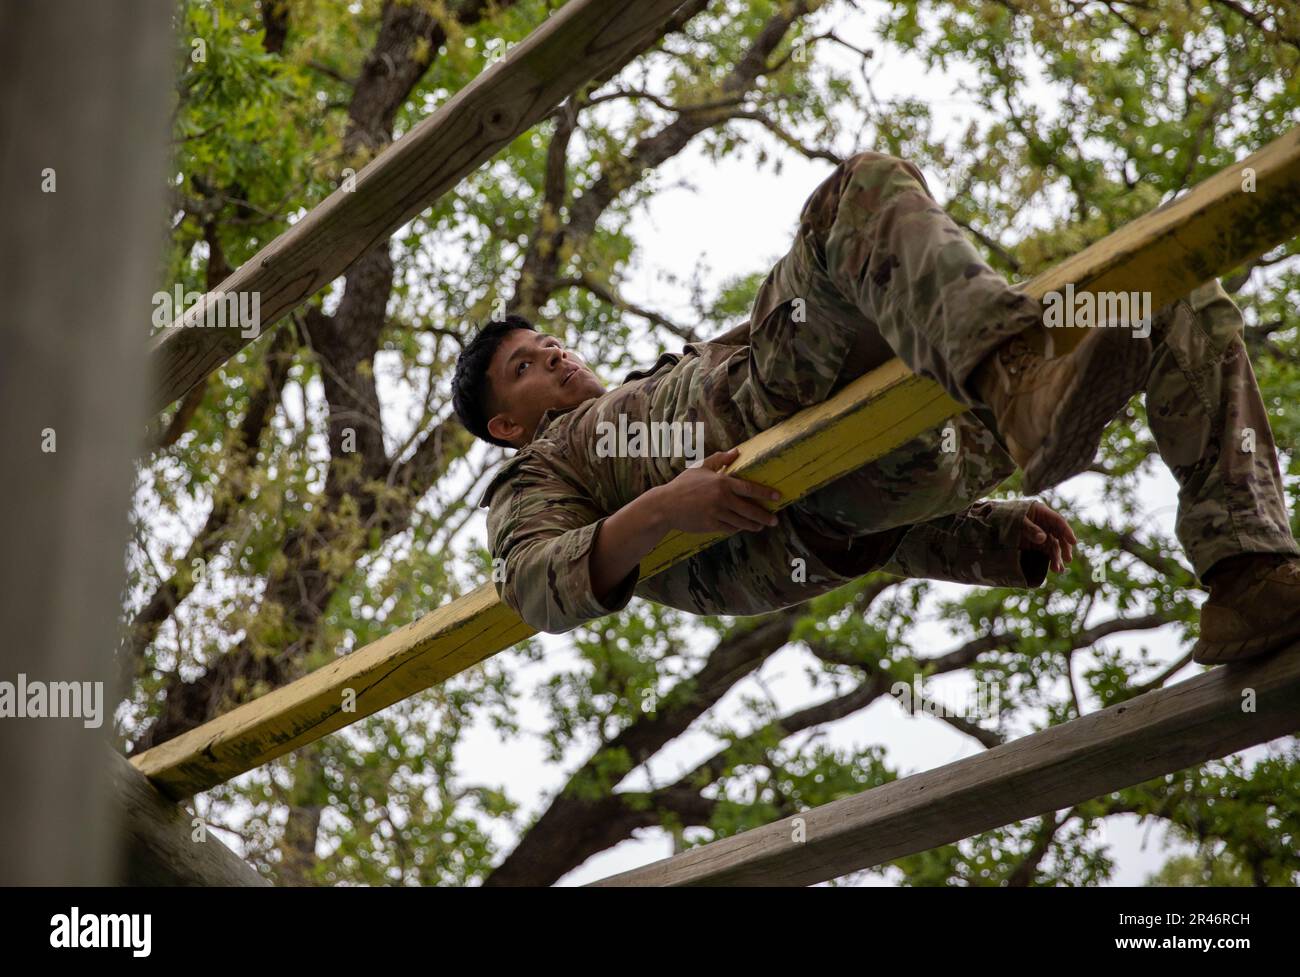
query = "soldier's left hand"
xmin=1019 ymin=500 xmax=1076 ymax=574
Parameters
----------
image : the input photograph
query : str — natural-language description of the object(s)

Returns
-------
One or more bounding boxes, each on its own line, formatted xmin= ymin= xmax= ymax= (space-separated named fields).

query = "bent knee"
xmin=840 ymin=151 xmax=932 ymax=195
xmin=1157 ymin=279 xmax=1244 ymax=352
xmin=799 ymin=151 xmax=935 ymax=235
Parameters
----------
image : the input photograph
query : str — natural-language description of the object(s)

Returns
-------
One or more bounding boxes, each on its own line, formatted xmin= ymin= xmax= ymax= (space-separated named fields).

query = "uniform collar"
xmin=530 ymin=402 xmax=580 ymax=442
xmin=475 ymin=404 xmax=583 ymax=509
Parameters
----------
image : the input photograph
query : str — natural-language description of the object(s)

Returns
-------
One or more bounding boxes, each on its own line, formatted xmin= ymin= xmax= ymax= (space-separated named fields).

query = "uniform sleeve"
xmin=880 ymin=499 xmax=1047 ymax=588
xmin=484 ymin=461 xmax=639 ymax=634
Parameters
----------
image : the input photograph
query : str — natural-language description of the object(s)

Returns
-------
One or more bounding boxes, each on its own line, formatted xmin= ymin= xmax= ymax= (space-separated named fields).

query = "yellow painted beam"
xmin=1036 ymin=124 xmax=1300 ymax=353
xmin=132 ymin=126 xmax=1300 ymax=801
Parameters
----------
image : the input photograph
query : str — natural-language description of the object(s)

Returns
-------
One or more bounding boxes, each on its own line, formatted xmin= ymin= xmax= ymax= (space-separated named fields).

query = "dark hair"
xmin=452 ymin=315 xmax=537 ymax=447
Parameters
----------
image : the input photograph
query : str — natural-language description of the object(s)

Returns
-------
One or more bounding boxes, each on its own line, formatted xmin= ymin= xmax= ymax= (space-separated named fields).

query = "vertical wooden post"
xmin=109 ymin=751 xmax=268 ymax=886
xmin=0 ymin=0 xmax=172 ymax=882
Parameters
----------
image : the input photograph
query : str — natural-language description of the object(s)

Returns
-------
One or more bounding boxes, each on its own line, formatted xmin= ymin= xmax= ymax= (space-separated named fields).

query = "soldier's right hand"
xmin=653 ymin=448 xmax=781 ymax=534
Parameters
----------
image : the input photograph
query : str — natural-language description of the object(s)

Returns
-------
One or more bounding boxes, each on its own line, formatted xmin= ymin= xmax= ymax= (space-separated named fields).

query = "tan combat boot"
xmin=973 ymin=328 xmax=1152 ymax=494
xmin=1193 ymin=554 xmax=1300 ymax=664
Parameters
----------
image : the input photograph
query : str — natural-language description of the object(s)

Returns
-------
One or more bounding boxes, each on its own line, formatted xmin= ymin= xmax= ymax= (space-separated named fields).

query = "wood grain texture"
xmin=133 ymin=583 xmax=532 ymax=799
xmin=132 ymin=126 xmax=1300 ymax=802
xmin=590 ymin=642 xmax=1300 ymax=885
xmin=1028 ymin=125 xmax=1300 ymax=354
xmin=110 ymin=750 xmax=267 ymax=886
xmin=147 ymin=0 xmax=691 ymax=413
xmin=0 ymin=0 xmax=172 ymax=883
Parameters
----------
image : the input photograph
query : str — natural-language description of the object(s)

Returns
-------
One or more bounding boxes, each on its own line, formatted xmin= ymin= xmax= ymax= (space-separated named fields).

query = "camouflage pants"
xmin=1144 ymin=280 xmax=1297 ymax=575
xmin=734 ymin=151 xmax=1296 ymax=579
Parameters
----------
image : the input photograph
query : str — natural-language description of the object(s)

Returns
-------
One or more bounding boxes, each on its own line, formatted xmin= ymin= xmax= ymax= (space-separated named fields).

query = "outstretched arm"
xmin=486 ymin=448 xmax=779 ymax=634
xmin=589 ymin=448 xmax=781 ymax=603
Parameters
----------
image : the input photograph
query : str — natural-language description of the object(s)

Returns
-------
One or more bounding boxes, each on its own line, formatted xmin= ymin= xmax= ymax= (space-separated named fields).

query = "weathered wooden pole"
xmin=0 ymin=0 xmax=172 ymax=883
xmin=590 ymin=644 xmax=1300 ymax=885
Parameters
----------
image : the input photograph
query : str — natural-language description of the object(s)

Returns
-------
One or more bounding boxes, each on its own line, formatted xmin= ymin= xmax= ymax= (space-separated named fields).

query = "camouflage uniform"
xmin=483 ymin=152 xmax=1297 ymax=634
xmin=1143 ymin=278 xmax=1296 ymax=575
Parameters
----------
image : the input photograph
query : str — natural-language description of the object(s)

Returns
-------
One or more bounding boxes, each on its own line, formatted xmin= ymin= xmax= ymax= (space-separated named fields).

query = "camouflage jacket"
xmin=481 ymin=342 xmax=1042 ymax=634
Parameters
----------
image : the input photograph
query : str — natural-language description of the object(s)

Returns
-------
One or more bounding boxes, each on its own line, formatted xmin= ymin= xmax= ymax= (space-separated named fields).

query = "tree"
xmin=120 ymin=0 xmax=1300 ymax=885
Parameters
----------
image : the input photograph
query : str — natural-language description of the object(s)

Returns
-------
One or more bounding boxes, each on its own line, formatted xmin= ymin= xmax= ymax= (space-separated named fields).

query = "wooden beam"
xmin=589 ymin=641 xmax=1300 ymax=886
xmin=131 ymin=125 xmax=1300 ymax=801
xmin=1038 ymin=125 xmax=1300 ymax=355
xmin=110 ymin=750 xmax=268 ymax=886
xmin=0 ymin=0 xmax=172 ymax=883
xmin=147 ymin=0 xmax=695 ymax=413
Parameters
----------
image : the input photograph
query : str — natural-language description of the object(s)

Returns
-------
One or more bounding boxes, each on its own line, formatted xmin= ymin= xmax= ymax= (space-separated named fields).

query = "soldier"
xmin=453 ymin=152 xmax=1299 ymax=664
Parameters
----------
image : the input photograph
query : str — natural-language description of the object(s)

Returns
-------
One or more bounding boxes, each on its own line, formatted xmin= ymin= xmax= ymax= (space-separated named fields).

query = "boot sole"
xmin=1022 ymin=327 xmax=1151 ymax=495
xmin=1193 ymin=613 xmax=1300 ymax=664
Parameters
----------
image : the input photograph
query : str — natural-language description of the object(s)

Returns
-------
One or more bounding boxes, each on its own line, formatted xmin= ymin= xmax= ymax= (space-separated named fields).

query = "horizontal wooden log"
xmin=1038 ymin=124 xmax=1300 ymax=355
xmin=147 ymin=0 xmax=693 ymax=413
xmin=110 ymin=749 xmax=267 ymax=886
xmin=590 ymin=640 xmax=1300 ymax=885
xmin=132 ymin=125 xmax=1300 ymax=800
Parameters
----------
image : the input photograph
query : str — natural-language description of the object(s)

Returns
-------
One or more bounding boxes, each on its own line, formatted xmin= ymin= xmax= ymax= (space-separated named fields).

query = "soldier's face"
xmin=485 ymin=329 xmax=605 ymax=445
